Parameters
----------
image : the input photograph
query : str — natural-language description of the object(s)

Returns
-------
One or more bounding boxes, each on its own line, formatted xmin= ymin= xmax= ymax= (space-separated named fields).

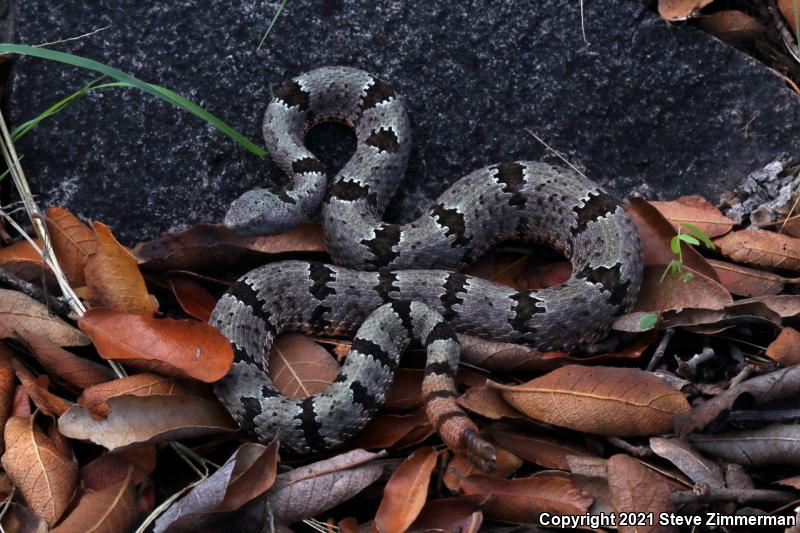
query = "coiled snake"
xmin=211 ymin=67 xmax=643 ymax=465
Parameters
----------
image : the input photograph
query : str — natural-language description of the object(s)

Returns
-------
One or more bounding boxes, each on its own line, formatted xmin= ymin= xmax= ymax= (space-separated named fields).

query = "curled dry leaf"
xmin=0 ymin=502 xmax=48 ymax=533
xmin=168 ymin=277 xmax=217 ymax=322
xmin=0 ymin=239 xmax=40 ymax=264
xmin=385 ymin=369 xmax=424 ymax=411
xmin=695 ymin=10 xmax=765 ymax=44
xmin=0 ymin=239 xmax=46 ymax=282
xmin=409 ymin=496 xmax=483 ymax=532
xmin=779 ymin=0 xmax=800 ymax=34
xmin=490 ymin=365 xmax=691 ymax=437
xmin=657 ymin=0 xmax=715 ymax=21
xmin=457 ymin=385 xmax=522 ymax=420
xmin=765 ymin=328 xmax=800 ymax=367
xmin=79 ymin=308 xmax=233 ymax=383
xmin=566 ymin=455 xmax=609 ymax=478
xmin=220 ymin=441 xmax=279 ymax=511
xmin=488 ymin=428 xmax=597 ymax=471
xmin=154 ymin=442 xmax=278 ymax=532
xmin=58 ymin=394 xmax=237 ymax=450
xmin=632 ymin=265 xmax=732 ymax=313
xmin=2 ymin=414 xmax=78 ymax=527
xmin=650 ymin=197 xmax=734 ymax=238
xmin=11 ymin=384 xmax=31 ymax=417
xmin=52 ymin=466 xmax=138 ymax=533
xmin=649 ymin=437 xmax=725 ymax=488
xmin=269 ymin=333 xmax=339 ymax=398
xmin=458 ymin=334 xmax=551 ymax=372
xmin=349 ymin=410 xmax=433 ymax=451
xmin=625 ymin=198 xmax=717 ymax=279
xmin=743 ymin=294 xmax=800 ymax=318
xmin=12 ymin=363 xmax=71 ymax=417
xmin=615 ymin=298 xmax=784 ymax=334
xmin=459 ymin=333 xmax=654 ymax=372
xmin=81 ymin=451 xmax=151 ymax=490
xmin=78 ymin=373 xmax=202 ymax=418
xmin=373 ymin=447 xmax=439 ymax=533
xmin=689 ymin=424 xmax=800 ymax=467
xmin=0 ymin=289 xmax=90 ymax=346
xmin=48 ymin=425 xmax=72 ymax=460
xmin=465 ymin=247 xmax=571 ymax=290
xmin=85 ymin=222 xmax=158 ymax=315
xmin=18 ymin=333 xmax=113 ymax=389
xmin=714 ymin=228 xmax=800 ymax=272
xmin=708 ymin=258 xmax=792 ymax=297
xmin=607 ymin=454 xmax=676 ymax=533
xmin=0 ymin=345 xmax=14 ymax=455
xmin=133 ymin=222 xmax=326 ymax=272
xmin=45 ymin=206 xmax=98 ymax=287
xmin=265 ymin=449 xmax=384 ymax=526
xmin=443 ymin=449 xmax=523 ymax=492
xmin=676 ymin=364 xmax=800 ymax=437
xmin=776 ymin=475 xmax=800 ymax=491
xmin=460 ymin=473 xmax=592 ymax=522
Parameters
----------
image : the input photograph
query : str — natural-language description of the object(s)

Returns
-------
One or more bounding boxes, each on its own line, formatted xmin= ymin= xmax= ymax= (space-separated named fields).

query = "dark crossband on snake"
xmin=211 ymin=66 xmax=643 ymax=466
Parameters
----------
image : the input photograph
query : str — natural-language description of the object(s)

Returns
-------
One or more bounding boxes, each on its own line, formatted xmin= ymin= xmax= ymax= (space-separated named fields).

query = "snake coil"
xmin=211 ymin=67 xmax=643 ymax=461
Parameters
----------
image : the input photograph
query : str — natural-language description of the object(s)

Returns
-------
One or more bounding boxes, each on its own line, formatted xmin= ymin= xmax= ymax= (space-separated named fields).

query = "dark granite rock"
xmin=9 ymin=0 xmax=800 ymax=243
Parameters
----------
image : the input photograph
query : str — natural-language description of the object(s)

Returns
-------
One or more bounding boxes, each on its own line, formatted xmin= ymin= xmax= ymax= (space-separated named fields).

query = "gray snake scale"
xmin=211 ymin=67 xmax=643 ymax=460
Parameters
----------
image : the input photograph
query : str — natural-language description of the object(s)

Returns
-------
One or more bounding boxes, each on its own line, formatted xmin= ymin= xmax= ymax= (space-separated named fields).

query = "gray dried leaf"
xmin=725 ymin=463 xmax=754 ymax=490
xmin=0 ymin=289 xmax=90 ymax=346
xmin=266 ymin=449 xmax=384 ymax=525
xmin=155 ymin=441 xmax=277 ymax=533
xmin=689 ymin=424 xmax=800 ymax=466
xmin=676 ymin=365 xmax=800 ymax=437
xmin=566 ymin=455 xmax=608 ymax=478
xmin=607 ymin=455 xmax=676 ymax=533
xmin=649 ymin=437 xmax=725 ymax=488
xmin=457 ymin=334 xmax=549 ymax=372
xmin=58 ymin=394 xmax=237 ymax=450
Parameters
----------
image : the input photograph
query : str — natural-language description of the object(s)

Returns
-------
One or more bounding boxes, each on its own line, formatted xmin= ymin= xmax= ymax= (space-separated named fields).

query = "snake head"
xmin=223 ymin=188 xmax=305 ymax=236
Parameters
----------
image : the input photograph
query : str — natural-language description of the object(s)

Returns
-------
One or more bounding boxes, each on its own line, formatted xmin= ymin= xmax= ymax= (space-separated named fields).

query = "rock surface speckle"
xmin=9 ymin=0 xmax=800 ymax=242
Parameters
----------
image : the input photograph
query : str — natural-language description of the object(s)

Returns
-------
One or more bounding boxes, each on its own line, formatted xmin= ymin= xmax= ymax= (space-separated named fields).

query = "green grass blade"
xmin=0 ymin=43 xmax=267 ymax=157
xmin=0 ymin=155 xmax=21 ymax=183
xmin=12 ymin=79 xmax=129 ymax=141
xmin=258 ymin=0 xmax=288 ymax=50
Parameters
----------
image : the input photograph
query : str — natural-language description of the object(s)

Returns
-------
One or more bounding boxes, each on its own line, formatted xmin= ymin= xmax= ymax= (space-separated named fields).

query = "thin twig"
xmin=606 ymin=436 xmax=652 ymax=458
xmin=579 ymin=0 xmax=587 ymax=43
xmin=0 ymin=486 xmax=16 ymax=530
xmin=779 ymin=191 xmax=800 ymax=234
xmin=767 ymin=0 xmax=800 ymax=64
xmin=525 ymin=129 xmax=587 ymax=178
xmin=0 ymin=266 xmax=72 ymax=316
xmin=0 ymin=111 xmax=84 ymax=316
xmin=729 ymin=363 xmax=759 ymax=388
xmin=672 ymin=487 xmax=796 ymax=505
xmin=727 ymin=408 xmax=800 ymax=424
xmin=134 ymin=442 xmax=212 ymax=533
xmin=0 ymin=111 xmax=127 ymax=382
xmin=303 ymin=518 xmax=339 ymax=533
xmin=35 ymin=25 xmax=111 ymax=48
xmin=0 ymin=91 xmax=215 ymax=533
xmin=646 ymin=328 xmax=674 ymax=371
